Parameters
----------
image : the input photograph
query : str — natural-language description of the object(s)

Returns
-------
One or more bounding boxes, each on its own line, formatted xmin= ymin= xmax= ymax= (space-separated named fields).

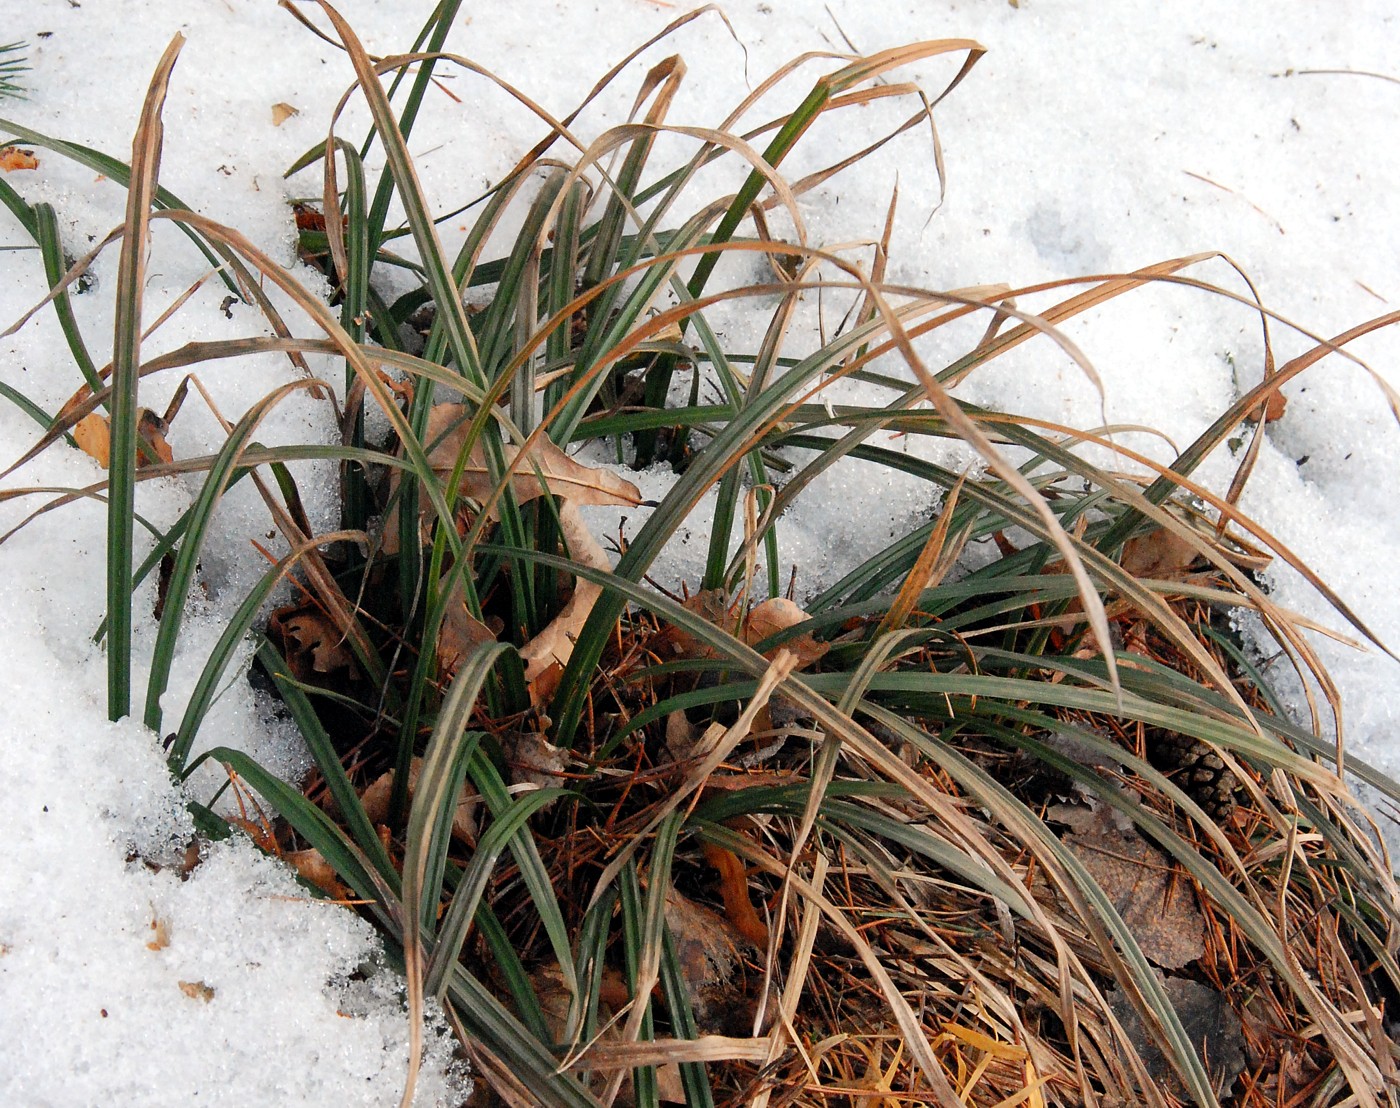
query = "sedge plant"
xmin=3 ymin=4 xmax=1400 ymax=1106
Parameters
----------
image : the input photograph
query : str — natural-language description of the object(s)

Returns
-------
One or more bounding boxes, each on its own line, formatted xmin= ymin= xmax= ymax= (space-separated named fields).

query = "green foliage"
xmin=0 ymin=42 xmax=27 ymax=101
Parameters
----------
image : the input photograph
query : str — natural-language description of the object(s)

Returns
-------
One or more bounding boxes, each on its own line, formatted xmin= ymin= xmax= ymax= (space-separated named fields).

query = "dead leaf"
xmin=417 ymin=403 xmax=642 ymax=522
xmin=519 ymin=501 xmax=609 ymax=686
xmin=70 ymin=407 xmax=174 ymax=470
xmin=270 ymin=101 xmax=300 ymax=126
xmin=146 ymin=916 xmax=170 ymax=952
xmin=664 ymin=709 xmax=700 ymax=763
xmin=1061 ymin=806 xmax=1206 ymax=970
xmin=1120 ymin=527 xmax=1203 ymax=581
xmin=702 ymin=840 xmax=769 ymax=947
xmin=0 ymin=146 xmax=38 ymax=172
xmin=1106 ymin=975 xmax=1246 ymax=1098
xmin=663 ymin=889 xmax=767 ymax=1038
xmin=178 ymin=980 xmax=215 ymax=1003
xmin=285 ymin=847 xmax=352 ymax=900
xmin=1243 ymin=386 xmax=1287 ymax=424
xmin=656 ymin=1064 xmax=686 ymax=1103
xmin=743 ymin=597 xmax=827 ymax=669
xmin=437 ymin=580 xmax=497 ymax=676
xmin=269 ymin=603 xmax=359 ymax=682
xmin=668 ymin=589 xmax=738 ymax=660
xmin=358 ymin=758 xmax=478 ymax=845
xmin=73 ymin=413 xmax=110 ymax=467
xmin=136 ymin=408 xmax=174 ymax=465
xmin=501 ymin=731 xmax=566 ymax=802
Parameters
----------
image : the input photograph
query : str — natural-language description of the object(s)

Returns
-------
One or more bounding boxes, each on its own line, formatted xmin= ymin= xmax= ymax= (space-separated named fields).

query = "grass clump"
xmin=3 ymin=3 xmax=1400 ymax=1106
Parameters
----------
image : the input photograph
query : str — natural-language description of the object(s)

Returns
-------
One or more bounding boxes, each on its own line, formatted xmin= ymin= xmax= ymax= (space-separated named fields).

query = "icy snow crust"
xmin=0 ymin=0 xmax=1397 ymax=1101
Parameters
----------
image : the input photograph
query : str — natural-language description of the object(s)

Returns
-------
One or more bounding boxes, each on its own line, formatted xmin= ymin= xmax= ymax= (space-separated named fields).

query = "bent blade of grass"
xmin=252 ymin=636 xmax=396 ymax=886
xmin=314 ymin=1 xmax=482 ymax=387
xmin=107 ymin=32 xmax=182 ymax=723
xmin=186 ymin=746 xmax=396 ymax=930
xmin=445 ymin=965 xmax=604 ymax=1108
xmin=399 ymin=642 xmax=509 ymax=1108
xmin=424 ymin=786 xmax=568 ymax=1000
xmin=168 ymin=528 xmax=364 ymax=771
xmin=464 ymin=745 xmax=582 ymax=1040
xmin=144 ymin=378 xmax=327 ymax=742
xmin=615 ymin=864 xmax=659 ymax=1108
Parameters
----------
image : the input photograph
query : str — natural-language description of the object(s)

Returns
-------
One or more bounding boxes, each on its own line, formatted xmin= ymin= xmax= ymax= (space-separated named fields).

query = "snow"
xmin=0 ymin=0 xmax=1397 ymax=1102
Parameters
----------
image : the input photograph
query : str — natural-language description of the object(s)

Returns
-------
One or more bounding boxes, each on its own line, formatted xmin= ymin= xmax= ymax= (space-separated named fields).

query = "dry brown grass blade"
xmin=749 ymin=853 xmax=829 ymax=1108
xmin=567 ymin=1036 xmax=771 ymax=1070
xmin=726 ymin=835 xmax=967 ymax=1108
xmin=876 ymin=471 xmax=968 ymax=638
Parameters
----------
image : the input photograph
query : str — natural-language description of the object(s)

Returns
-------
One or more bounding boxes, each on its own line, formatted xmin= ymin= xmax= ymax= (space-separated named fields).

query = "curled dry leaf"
xmin=663 ymin=888 xmax=771 ymax=1038
xmin=70 ymin=407 xmax=174 ymax=470
xmin=285 ymin=847 xmax=352 ymax=901
xmin=743 ymin=597 xmax=827 ymax=670
xmin=178 ymin=980 xmax=215 ymax=1003
xmin=669 ymin=592 xmax=826 ymax=670
xmin=269 ymin=602 xmax=359 ymax=683
xmin=436 ymin=578 xmax=497 ymax=677
xmin=0 ymin=146 xmax=38 ymax=172
xmin=358 ymin=757 xmax=479 ymax=845
xmin=668 ymin=589 xmax=737 ymax=660
xmin=73 ymin=413 xmax=111 ymax=467
xmin=1120 ymin=526 xmax=1205 ymax=582
xmin=1243 ymin=386 xmax=1287 ymax=424
xmin=519 ymin=501 xmax=609 ymax=688
xmin=501 ymin=730 xmax=567 ymax=803
xmin=387 ymin=404 xmax=641 ymax=546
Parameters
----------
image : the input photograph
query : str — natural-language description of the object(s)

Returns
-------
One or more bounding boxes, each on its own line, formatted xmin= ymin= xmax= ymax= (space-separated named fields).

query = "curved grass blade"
xmin=108 ymin=32 xmax=183 ymax=722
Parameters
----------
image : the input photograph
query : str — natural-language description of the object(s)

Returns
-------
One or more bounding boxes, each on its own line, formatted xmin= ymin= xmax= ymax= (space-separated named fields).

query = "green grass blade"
xmin=144 ymin=379 xmax=325 ymax=738
xmin=108 ymin=33 xmax=183 ymax=722
xmin=253 ymin=637 xmax=397 ymax=886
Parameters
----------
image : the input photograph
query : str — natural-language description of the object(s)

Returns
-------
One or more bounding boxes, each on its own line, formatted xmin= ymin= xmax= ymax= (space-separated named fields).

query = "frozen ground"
xmin=0 ymin=0 xmax=1396 ymax=1102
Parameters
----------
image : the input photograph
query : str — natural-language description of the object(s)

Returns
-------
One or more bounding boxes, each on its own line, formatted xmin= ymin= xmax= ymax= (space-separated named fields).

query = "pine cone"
xmin=1146 ymin=730 xmax=1239 ymax=821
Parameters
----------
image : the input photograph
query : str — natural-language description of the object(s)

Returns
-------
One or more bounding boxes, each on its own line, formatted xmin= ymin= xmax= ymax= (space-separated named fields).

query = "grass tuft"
xmin=2 ymin=5 xmax=1399 ymax=1106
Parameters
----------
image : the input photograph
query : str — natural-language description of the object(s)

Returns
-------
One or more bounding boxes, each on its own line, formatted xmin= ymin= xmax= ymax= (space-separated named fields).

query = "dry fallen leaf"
xmin=270 ymin=101 xmax=300 ymax=126
xmin=178 ymin=980 xmax=215 ymax=1003
xmin=358 ymin=758 xmax=479 ymax=846
xmin=1120 ymin=526 xmax=1204 ymax=582
xmin=269 ymin=603 xmax=359 ymax=683
xmin=436 ymin=581 xmax=497 ymax=677
xmin=519 ymin=501 xmax=609 ymax=686
xmin=1243 ymin=386 xmax=1287 ymax=424
xmin=1060 ymin=805 xmax=1206 ymax=970
xmin=421 ymin=403 xmax=641 ymax=519
xmin=71 ymin=407 xmax=174 ymax=470
xmin=664 ymin=889 xmax=762 ymax=1035
xmin=73 ymin=413 xmax=110 ymax=467
xmin=501 ymin=731 xmax=566 ymax=801
xmin=285 ymin=847 xmax=352 ymax=901
xmin=0 ymin=146 xmax=38 ymax=172
xmin=743 ymin=597 xmax=827 ymax=669
xmin=146 ymin=916 xmax=171 ymax=952
xmin=668 ymin=589 xmax=738 ymax=660
xmin=1107 ymin=975 xmax=1246 ymax=1098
